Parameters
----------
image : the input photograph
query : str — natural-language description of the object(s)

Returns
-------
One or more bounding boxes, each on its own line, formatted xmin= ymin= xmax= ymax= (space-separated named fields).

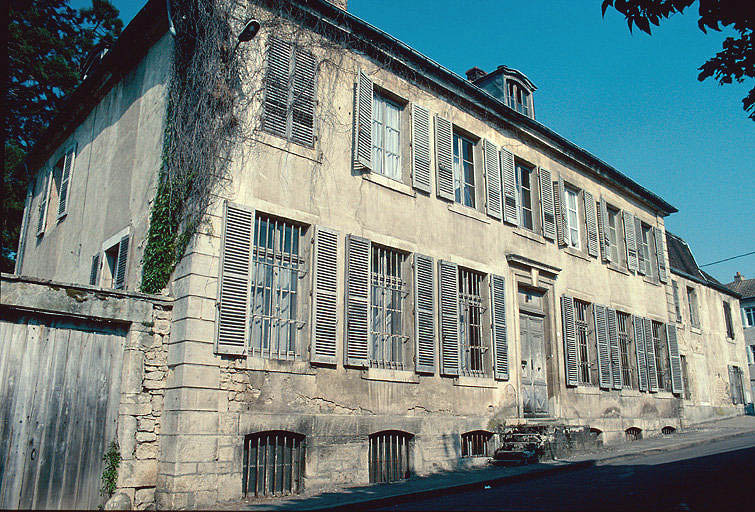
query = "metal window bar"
xmin=369 ymin=432 xmax=410 ymax=483
xmin=370 ymin=246 xmax=409 ymax=369
xmin=251 ymin=216 xmax=307 ymax=360
xmin=575 ymin=300 xmax=591 ymax=385
xmin=652 ymin=322 xmax=672 ymax=392
xmin=618 ymin=312 xmax=635 ymax=388
xmin=244 ymin=432 xmax=304 ymax=497
xmin=461 ymin=431 xmax=490 ymax=457
xmin=458 ymin=269 xmax=487 ymax=377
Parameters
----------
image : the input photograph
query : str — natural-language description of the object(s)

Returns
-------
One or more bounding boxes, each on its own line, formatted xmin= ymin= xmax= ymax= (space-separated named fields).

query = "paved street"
xmin=367 ymin=432 xmax=755 ymax=511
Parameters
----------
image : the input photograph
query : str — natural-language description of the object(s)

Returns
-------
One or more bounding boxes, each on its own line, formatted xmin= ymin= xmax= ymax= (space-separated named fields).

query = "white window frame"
xmin=564 ymin=187 xmax=581 ymax=250
xmin=743 ymin=306 xmax=755 ymax=328
xmin=452 ymin=132 xmax=476 ymax=208
xmin=371 ymin=92 xmax=402 ymax=181
xmin=369 ymin=244 xmax=409 ymax=369
xmin=516 ymin=162 xmax=535 ymax=232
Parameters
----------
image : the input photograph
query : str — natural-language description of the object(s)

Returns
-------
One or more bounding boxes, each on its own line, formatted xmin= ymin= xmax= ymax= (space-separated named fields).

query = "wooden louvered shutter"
xmin=553 ymin=177 xmax=566 ymax=246
xmin=600 ymin=198 xmax=612 ymax=262
xmin=644 ymin=318 xmax=659 ymax=392
xmin=264 ymin=36 xmax=291 ymax=139
xmin=584 ymin=192 xmax=599 ymax=258
xmin=624 ymin=211 xmax=638 ymax=272
xmin=57 ymin=145 xmax=76 ymax=218
xmin=216 ymin=203 xmax=253 ymax=355
xmin=539 ymin=168 xmax=556 ymax=240
xmin=311 ymin=227 xmax=339 ymax=364
xmin=438 ymin=260 xmax=459 ymax=376
xmin=635 ymin=217 xmax=646 ymax=275
xmin=291 ymin=47 xmax=316 ymax=147
xmin=411 ymin=104 xmax=432 ymax=193
xmin=654 ymin=227 xmax=668 ymax=283
xmin=414 ymin=254 xmax=435 ymax=374
xmin=483 ymin=139 xmax=502 ymax=220
xmin=561 ymin=296 xmax=578 ymax=386
xmin=345 ymin=235 xmax=370 ymax=367
xmin=501 ymin=148 xmax=518 ymax=225
xmin=90 ymin=254 xmax=100 ymax=286
xmin=37 ymin=170 xmax=50 ymax=236
xmin=634 ymin=316 xmax=649 ymax=391
xmin=607 ymin=309 xmax=623 ymax=389
xmin=434 ymin=115 xmax=454 ymax=201
xmin=353 ymin=71 xmax=373 ymax=171
xmin=594 ymin=304 xmax=612 ymax=389
xmin=666 ymin=324 xmax=683 ymax=394
xmin=114 ymin=235 xmax=130 ymax=290
xmin=490 ymin=274 xmax=508 ymax=380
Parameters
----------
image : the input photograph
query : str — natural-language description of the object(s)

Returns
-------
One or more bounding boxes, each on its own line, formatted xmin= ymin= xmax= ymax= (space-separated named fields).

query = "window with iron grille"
xmin=251 ymin=215 xmax=307 ymax=360
xmin=370 ymin=245 xmax=408 ymax=369
xmin=453 ymin=133 xmax=476 ymax=208
xmin=369 ymin=431 xmax=412 ymax=483
xmin=461 ymin=431 xmax=493 ymax=457
xmin=625 ymin=427 xmax=642 ymax=441
xmin=243 ymin=431 xmax=305 ymax=497
xmin=575 ymin=299 xmax=593 ymax=385
xmin=458 ymin=268 xmax=488 ymax=377
xmin=652 ymin=321 xmax=672 ymax=392
xmin=617 ymin=312 xmax=636 ymax=389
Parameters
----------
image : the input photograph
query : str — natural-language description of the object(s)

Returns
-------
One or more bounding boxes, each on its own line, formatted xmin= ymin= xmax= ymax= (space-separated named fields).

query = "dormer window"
xmin=465 ymin=65 xmax=537 ymax=120
xmin=507 ymin=81 xmax=530 ymax=117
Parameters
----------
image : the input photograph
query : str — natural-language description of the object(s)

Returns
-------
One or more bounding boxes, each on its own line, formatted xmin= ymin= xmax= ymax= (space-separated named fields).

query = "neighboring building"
xmin=665 ymin=232 xmax=750 ymax=422
xmin=726 ymin=272 xmax=755 ymax=400
xmin=6 ymin=0 xmax=750 ymax=508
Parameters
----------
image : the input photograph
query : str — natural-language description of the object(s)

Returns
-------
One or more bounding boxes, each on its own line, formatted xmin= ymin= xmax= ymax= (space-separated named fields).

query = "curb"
xmin=305 ymin=461 xmax=594 ymax=511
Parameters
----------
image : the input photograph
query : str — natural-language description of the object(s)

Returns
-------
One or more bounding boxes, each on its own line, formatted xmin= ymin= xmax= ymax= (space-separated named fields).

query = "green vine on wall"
xmin=99 ymin=440 xmax=121 ymax=499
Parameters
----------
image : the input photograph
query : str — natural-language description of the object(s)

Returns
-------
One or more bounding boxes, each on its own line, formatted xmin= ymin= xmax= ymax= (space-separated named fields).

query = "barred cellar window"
xmin=250 ymin=215 xmax=307 ymax=360
xmin=617 ymin=312 xmax=636 ymax=388
xmin=458 ymin=268 xmax=488 ymax=376
xmin=369 ymin=431 xmax=412 ymax=483
xmin=370 ymin=245 xmax=409 ymax=368
xmin=461 ymin=431 xmax=493 ymax=457
xmin=625 ymin=427 xmax=642 ymax=441
xmin=661 ymin=426 xmax=677 ymax=435
xmin=243 ymin=431 xmax=305 ymax=497
xmin=574 ymin=299 xmax=593 ymax=385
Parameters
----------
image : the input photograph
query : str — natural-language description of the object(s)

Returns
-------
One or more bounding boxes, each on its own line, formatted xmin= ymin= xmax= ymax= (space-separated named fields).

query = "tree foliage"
xmin=2 ymin=1 xmax=123 ymax=272
xmin=602 ymin=0 xmax=754 ymax=120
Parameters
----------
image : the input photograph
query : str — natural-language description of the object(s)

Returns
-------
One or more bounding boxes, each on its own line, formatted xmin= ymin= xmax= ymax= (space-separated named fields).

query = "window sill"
xmin=447 ymin=203 xmax=491 ymax=224
xmin=563 ymin=247 xmax=591 ymax=262
xmin=454 ymin=376 xmax=497 ymax=388
xmin=607 ymin=264 xmax=630 ymax=276
xmin=575 ymin=385 xmax=600 ymax=395
xmin=620 ymin=388 xmax=642 ymax=397
xmin=513 ymin=228 xmax=546 ymax=245
xmin=361 ymin=368 xmax=419 ymax=384
xmin=246 ymin=357 xmax=316 ymax=375
xmin=690 ymin=326 xmax=703 ymax=335
xmin=643 ymin=277 xmax=660 ymax=287
xmin=362 ymin=172 xmax=416 ymax=197
xmin=651 ymin=391 xmax=676 ymax=399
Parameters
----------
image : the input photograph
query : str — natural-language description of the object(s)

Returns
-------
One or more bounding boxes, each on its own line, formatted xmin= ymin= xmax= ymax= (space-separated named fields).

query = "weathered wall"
xmin=0 ymin=274 xmax=171 ymax=510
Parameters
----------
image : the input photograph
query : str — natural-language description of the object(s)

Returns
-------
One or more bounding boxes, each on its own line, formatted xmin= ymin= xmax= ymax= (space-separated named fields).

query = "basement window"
xmin=461 ymin=430 xmax=493 ymax=457
xmin=369 ymin=431 xmax=412 ymax=483
xmin=661 ymin=426 xmax=676 ymax=435
xmin=625 ymin=427 xmax=642 ymax=441
xmin=243 ymin=431 xmax=305 ymax=497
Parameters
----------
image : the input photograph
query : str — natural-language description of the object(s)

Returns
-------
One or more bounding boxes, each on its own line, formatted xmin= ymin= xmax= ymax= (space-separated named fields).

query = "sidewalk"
xmin=224 ymin=415 xmax=755 ymax=511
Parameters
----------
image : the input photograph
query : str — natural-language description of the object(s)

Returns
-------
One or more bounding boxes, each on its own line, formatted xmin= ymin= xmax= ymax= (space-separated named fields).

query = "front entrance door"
xmin=520 ymin=313 xmax=548 ymax=417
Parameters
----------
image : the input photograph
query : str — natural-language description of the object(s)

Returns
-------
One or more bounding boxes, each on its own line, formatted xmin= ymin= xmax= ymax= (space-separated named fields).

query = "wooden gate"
xmin=0 ymin=311 xmax=126 ymax=509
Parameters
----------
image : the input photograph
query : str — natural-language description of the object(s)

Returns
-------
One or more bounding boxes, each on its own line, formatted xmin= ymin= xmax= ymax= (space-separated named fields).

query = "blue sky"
xmin=100 ymin=0 xmax=754 ymax=284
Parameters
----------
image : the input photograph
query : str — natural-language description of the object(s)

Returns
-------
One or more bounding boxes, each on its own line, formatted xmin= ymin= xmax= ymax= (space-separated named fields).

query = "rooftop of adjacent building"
xmin=726 ymin=272 xmax=755 ymax=301
xmin=666 ymin=231 xmax=740 ymax=298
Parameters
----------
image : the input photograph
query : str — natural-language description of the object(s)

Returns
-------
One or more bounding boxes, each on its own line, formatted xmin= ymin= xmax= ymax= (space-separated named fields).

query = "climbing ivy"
xmin=99 ymin=440 xmax=121 ymax=499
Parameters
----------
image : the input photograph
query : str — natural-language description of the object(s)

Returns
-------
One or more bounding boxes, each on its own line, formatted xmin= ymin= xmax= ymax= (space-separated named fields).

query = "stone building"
xmin=7 ymin=0 xmax=750 ymax=508
xmin=726 ymin=272 xmax=755 ymax=400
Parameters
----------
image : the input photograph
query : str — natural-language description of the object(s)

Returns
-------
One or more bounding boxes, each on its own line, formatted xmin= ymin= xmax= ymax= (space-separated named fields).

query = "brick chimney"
xmin=734 ymin=272 xmax=744 ymax=281
xmin=329 ymin=0 xmax=347 ymax=10
xmin=466 ymin=67 xmax=487 ymax=82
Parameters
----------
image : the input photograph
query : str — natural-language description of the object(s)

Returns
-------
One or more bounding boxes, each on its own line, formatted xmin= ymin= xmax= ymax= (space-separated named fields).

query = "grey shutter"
xmin=411 ymin=104 xmax=432 ymax=193
xmin=594 ymin=304 xmax=612 ymax=389
xmin=635 ymin=217 xmax=646 ymax=275
xmin=644 ymin=318 xmax=659 ymax=392
xmin=654 ymin=227 xmax=668 ymax=283
xmin=57 ymin=145 xmax=76 ymax=218
xmin=291 ymin=47 xmax=316 ymax=147
xmin=438 ymin=260 xmax=459 ymax=376
xmin=434 ymin=115 xmax=454 ymax=201
xmin=553 ymin=177 xmax=566 ymax=246
xmin=215 ymin=203 xmax=253 ymax=355
xmin=490 ymin=274 xmax=508 ymax=380
xmin=561 ymin=296 xmax=578 ymax=386
xmin=666 ymin=324 xmax=683 ymax=395
xmin=264 ymin=36 xmax=291 ymax=139
xmin=311 ymin=227 xmax=339 ymax=364
xmin=345 ymin=235 xmax=370 ymax=367
xmin=483 ymin=139 xmax=502 ymax=220
xmin=89 ymin=254 xmax=100 ymax=286
xmin=634 ymin=316 xmax=649 ymax=391
xmin=624 ymin=211 xmax=638 ymax=272
xmin=114 ymin=235 xmax=129 ymax=290
xmin=584 ymin=192 xmax=599 ymax=258
xmin=37 ymin=170 xmax=50 ymax=236
xmin=607 ymin=308 xmax=623 ymax=389
xmin=599 ymin=198 xmax=612 ymax=262
xmin=353 ymin=71 xmax=373 ymax=171
xmin=414 ymin=254 xmax=435 ymax=374
xmin=539 ymin=168 xmax=556 ymax=240
xmin=501 ymin=148 xmax=518 ymax=225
